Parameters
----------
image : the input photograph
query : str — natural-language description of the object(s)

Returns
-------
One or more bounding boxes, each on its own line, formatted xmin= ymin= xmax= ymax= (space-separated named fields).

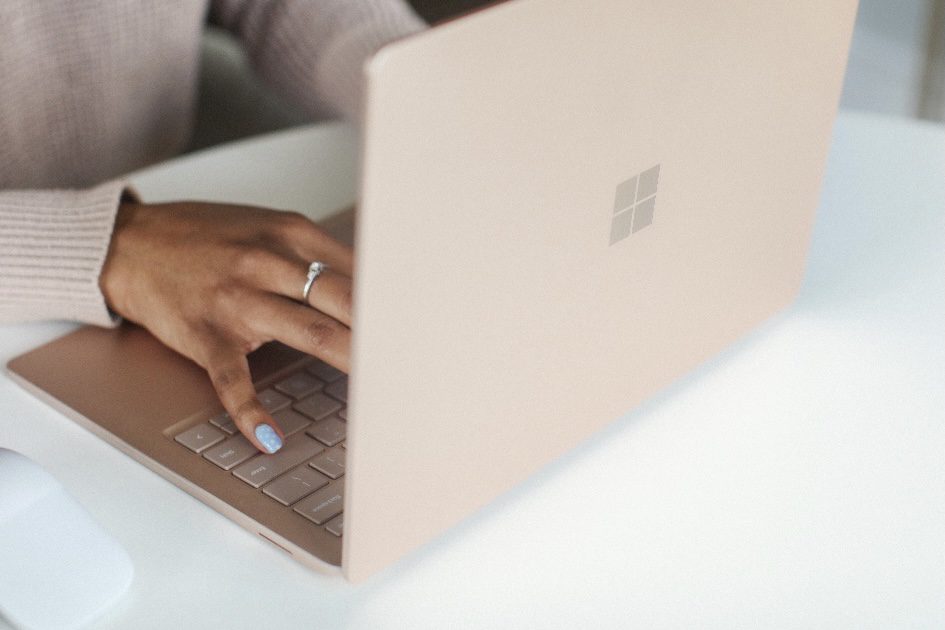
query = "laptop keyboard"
xmin=173 ymin=360 xmax=347 ymax=538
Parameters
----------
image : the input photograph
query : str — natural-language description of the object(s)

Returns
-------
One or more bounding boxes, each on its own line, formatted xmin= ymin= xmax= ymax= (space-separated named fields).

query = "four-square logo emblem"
xmin=610 ymin=164 xmax=660 ymax=245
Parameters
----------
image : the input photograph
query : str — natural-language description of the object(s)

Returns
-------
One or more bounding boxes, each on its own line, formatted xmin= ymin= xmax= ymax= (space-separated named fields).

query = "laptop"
xmin=6 ymin=0 xmax=857 ymax=582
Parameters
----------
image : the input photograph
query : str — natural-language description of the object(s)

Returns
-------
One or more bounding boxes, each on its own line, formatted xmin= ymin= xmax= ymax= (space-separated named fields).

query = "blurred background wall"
xmin=841 ymin=0 xmax=943 ymax=120
xmin=189 ymin=0 xmax=945 ymax=152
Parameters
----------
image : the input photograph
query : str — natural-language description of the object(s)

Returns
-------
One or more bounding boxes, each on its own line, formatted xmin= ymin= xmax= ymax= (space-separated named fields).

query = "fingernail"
xmin=254 ymin=424 xmax=283 ymax=454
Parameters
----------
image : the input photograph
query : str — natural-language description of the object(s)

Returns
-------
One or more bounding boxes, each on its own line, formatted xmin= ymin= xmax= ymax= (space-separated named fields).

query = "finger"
xmin=300 ymin=233 xmax=354 ymax=277
xmin=300 ymin=268 xmax=353 ymax=327
xmin=203 ymin=341 xmax=285 ymax=454
xmin=240 ymin=252 xmax=353 ymax=327
xmin=244 ymin=293 xmax=351 ymax=373
xmin=279 ymin=213 xmax=354 ymax=276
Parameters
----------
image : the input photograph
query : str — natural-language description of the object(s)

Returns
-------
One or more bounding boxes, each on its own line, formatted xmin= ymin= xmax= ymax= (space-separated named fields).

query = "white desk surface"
xmin=1 ymin=111 xmax=942 ymax=629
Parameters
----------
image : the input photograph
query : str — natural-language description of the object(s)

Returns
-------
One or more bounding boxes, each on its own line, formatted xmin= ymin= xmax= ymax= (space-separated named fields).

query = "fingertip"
xmin=254 ymin=422 xmax=284 ymax=454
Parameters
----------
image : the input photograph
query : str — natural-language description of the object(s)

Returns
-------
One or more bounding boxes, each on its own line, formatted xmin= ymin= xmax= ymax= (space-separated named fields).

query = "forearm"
xmin=0 ymin=180 xmax=126 ymax=327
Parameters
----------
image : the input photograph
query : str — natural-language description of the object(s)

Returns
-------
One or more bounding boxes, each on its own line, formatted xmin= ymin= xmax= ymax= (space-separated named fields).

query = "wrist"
xmin=100 ymin=198 xmax=146 ymax=319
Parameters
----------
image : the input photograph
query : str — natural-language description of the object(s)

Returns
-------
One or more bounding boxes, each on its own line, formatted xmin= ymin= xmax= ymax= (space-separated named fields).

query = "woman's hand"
xmin=99 ymin=200 xmax=354 ymax=454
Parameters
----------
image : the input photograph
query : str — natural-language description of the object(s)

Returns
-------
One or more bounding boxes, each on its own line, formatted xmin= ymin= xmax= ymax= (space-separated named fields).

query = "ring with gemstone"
xmin=302 ymin=261 xmax=328 ymax=302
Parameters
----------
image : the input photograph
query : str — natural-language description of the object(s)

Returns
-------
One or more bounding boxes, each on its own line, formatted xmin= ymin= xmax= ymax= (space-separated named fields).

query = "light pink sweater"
xmin=0 ymin=0 xmax=425 ymax=326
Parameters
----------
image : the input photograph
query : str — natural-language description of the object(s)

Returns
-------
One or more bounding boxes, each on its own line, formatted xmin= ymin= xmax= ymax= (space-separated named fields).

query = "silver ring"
xmin=302 ymin=261 xmax=328 ymax=302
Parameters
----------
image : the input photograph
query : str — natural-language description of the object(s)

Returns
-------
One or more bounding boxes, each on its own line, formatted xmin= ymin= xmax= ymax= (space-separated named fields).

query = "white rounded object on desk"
xmin=0 ymin=448 xmax=133 ymax=630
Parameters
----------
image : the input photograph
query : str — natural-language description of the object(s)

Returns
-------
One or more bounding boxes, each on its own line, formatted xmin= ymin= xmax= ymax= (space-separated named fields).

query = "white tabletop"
xmin=1 ymin=111 xmax=942 ymax=629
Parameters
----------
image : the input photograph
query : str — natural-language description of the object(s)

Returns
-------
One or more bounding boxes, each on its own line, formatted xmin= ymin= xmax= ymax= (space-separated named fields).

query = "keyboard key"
xmin=338 ymin=408 xmax=347 ymax=420
xmin=203 ymin=436 xmax=257 ymax=470
xmin=294 ymin=481 xmax=344 ymax=525
xmin=325 ymin=514 xmax=344 ymax=537
xmin=209 ymin=411 xmax=232 ymax=428
xmin=262 ymin=465 xmax=329 ymax=506
xmin=306 ymin=416 xmax=346 ymax=447
xmin=306 ymin=361 xmax=344 ymax=383
xmin=293 ymin=393 xmax=341 ymax=421
xmin=175 ymin=423 xmax=225 ymax=453
xmin=309 ymin=447 xmax=345 ymax=479
xmin=209 ymin=412 xmax=238 ymax=435
xmin=324 ymin=378 xmax=348 ymax=403
xmin=272 ymin=408 xmax=311 ymax=437
xmin=257 ymin=388 xmax=291 ymax=413
xmin=232 ymin=436 xmax=324 ymax=488
xmin=275 ymin=371 xmax=323 ymax=400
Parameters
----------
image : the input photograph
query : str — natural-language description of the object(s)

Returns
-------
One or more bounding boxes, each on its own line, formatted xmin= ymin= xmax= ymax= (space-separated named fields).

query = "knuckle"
xmin=283 ymin=210 xmax=310 ymax=227
xmin=209 ymin=281 xmax=244 ymax=316
xmin=307 ymin=222 xmax=330 ymax=240
xmin=219 ymin=240 xmax=246 ymax=267
xmin=234 ymin=244 xmax=275 ymax=278
xmin=275 ymin=211 xmax=313 ymax=237
xmin=304 ymin=320 xmax=337 ymax=350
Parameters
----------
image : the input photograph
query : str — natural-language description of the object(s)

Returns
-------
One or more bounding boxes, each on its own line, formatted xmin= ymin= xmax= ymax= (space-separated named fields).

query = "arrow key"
xmin=262 ymin=465 xmax=329 ymax=506
xmin=174 ymin=422 xmax=225 ymax=453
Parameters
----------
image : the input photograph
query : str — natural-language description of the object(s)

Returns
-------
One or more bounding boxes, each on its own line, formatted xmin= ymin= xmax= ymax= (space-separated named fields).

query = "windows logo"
xmin=610 ymin=164 xmax=660 ymax=245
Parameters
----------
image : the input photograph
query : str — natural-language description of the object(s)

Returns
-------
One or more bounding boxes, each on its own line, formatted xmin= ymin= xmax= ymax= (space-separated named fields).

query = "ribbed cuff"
xmin=0 ymin=180 xmax=126 ymax=327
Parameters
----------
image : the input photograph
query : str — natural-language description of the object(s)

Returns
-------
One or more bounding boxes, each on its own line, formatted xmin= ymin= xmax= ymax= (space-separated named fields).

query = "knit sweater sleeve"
xmin=209 ymin=0 xmax=427 ymax=121
xmin=0 ymin=180 xmax=125 ymax=327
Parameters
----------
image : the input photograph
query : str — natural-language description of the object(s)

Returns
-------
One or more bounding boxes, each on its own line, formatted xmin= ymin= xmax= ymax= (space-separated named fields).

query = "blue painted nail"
xmin=254 ymin=424 xmax=283 ymax=454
